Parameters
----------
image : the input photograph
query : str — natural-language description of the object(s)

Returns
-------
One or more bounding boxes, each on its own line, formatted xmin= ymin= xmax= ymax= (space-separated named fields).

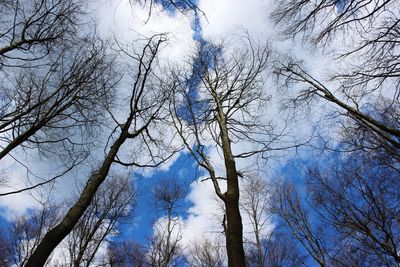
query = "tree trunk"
xmin=25 ymin=130 xmax=129 ymax=267
xmin=253 ymin=213 xmax=263 ymax=267
xmin=219 ymin=114 xmax=246 ymax=267
xmin=224 ymin=194 xmax=246 ymax=267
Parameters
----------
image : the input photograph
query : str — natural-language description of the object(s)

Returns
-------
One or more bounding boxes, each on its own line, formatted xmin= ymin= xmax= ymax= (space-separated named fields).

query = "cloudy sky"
xmin=89 ymin=0 xmax=317 ymax=251
xmin=93 ymin=0 xmax=276 ymax=248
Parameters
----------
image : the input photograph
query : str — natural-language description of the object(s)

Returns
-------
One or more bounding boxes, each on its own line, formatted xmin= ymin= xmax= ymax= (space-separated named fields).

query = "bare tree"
xmin=272 ymin=181 xmax=328 ymax=267
xmin=271 ymin=146 xmax=400 ymax=266
xmin=169 ymin=34 xmax=284 ymax=265
xmin=241 ymin=175 xmax=271 ymax=267
xmin=25 ymin=34 xmax=173 ymax=266
xmin=0 ymin=229 xmax=8 ymax=266
xmin=271 ymin=0 xmax=400 ymax=159
xmin=0 ymin=38 xmax=116 ymax=161
xmin=104 ymin=177 xmax=187 ymax=267
xmin=276 ymin=62 xmax=400 ymax=159
xmin=0 ymin=1 xmax=117 ymax=197
xmin=1 ymin=203 xmax=61 ymax=266
xmin=66 ymin=175 xmax=136 ymax=267
xmin=271 ymin=0 xmax=399 ymax=92
xmin=147 ymin=177 xmax=186 ymax=267
xmin=306 ymin=151 xmax=400 ymax=266
xmin=260 ymin=229 xmax=307 ymax=267
xmin=0 ymin=0 xmax=83 ymax=66
xmin=106 ymin=240 xmax=148 ymax=267
xmin=186 ymin=237 xmax=226 ymax=267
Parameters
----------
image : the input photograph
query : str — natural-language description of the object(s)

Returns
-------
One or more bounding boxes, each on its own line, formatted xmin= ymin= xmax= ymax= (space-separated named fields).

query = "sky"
xmin=94 ymin=0 xmax=316 ymax=253
xmin=0 ymin=0 xmax=332 ymax=264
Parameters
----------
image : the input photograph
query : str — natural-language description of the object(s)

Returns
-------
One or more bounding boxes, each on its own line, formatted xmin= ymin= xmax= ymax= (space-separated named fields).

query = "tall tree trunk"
xmin=219 ymin=114 xmax=246 ymax=267
xmin=254 ymin=217 xmax=263 ymax=267
xmin=224 ymin=194 xmax=246 ymax=267
xmin=25 ymin=130 xmax=129 ymax=267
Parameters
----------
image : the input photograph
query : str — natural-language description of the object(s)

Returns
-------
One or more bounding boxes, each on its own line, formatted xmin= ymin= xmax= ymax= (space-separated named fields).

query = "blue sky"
xmin=114 ymin=153 xmax=197 ymax=245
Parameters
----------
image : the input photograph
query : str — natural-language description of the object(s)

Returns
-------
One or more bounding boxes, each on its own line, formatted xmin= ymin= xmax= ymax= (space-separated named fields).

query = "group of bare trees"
xmin=0 ymin=175 xmax=134 ymax=266
xmin=0 ymin=0 xmax=399 ymax=266
xmin=65 ymin=176 xmax=135 ymax=267
xmin=269 ymin=0 xmax=400 ymax=266
xmin=0 ymin=0 xmax=174 ymax=266
xmin=0 ymin=0 xmax=115 ymax=264
xmin=0 ymin=0 xmax=116 ymax=166
xmin=105 ymin=175 xmax=291 ymax=267
xmin=104 ymin=177 xmax=186 ymax=267
xmin=26 ymin=34 xmax=173 ymax=266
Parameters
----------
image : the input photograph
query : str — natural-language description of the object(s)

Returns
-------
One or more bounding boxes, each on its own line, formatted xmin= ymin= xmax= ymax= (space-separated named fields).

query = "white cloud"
xmin=198 ymin=0 xmax=273 ymax=39
xmin=181 ymin=178 xmax=226 ymax=247
xmin=0 ymin=149 xmax=89 ymax=220
xmin=95 ymin=0 xmax=196 ymax=64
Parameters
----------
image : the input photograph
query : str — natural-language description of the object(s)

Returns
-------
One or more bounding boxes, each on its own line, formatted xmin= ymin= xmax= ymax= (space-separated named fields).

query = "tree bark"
xmin=219 ymin=113 xmax=246 ymax=267
xmin=224 ymin=195 xmax=246 ymax=267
